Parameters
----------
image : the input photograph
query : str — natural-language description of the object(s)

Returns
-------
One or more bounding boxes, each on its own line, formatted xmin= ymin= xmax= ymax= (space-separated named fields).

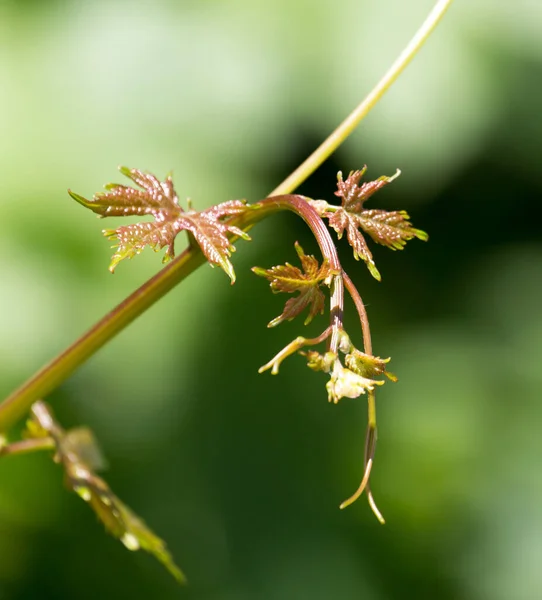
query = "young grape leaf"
xmin=252 ymin=242 xmax=335 ymax=327
xmin=313 ymin=168 xmax=428 ymax=281
xmin=69 ymin=167 xmax=251 ymax=283
xmin=334 ymin=167 xmax=391 ymax=210
xmin=69 ymin=167 xmax=182 ymax=219
xmin=26 ymin=401 xmax=185 ymax=583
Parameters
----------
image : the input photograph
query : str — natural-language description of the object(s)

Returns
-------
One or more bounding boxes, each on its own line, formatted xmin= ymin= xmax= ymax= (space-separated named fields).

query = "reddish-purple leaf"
xmin=357 ymin=208 xmax=428 ymax=250
xmin=70 ymin=167 xmax=182 ymax=219
xmin=176 ymin=207 xmax=251 ymax=283
xmin=327 ymin=209 xmax=380 ymax=280
xmin=70 ymin=167 xmax=251 ymax=282
xmin=103 ymin=221 xmax=180 ymax=272
xmin=252 ymin=242 xmax=334 ymax=327
xmin=316 ymin=168 xmax=428 ymax=280
xmin=334 ymin=167 xmax=392 ymax=212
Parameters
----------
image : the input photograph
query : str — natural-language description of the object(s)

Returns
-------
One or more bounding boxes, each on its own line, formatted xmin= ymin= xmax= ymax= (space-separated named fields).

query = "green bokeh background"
xmin=1 ymin=0 xmax=541 ymax=598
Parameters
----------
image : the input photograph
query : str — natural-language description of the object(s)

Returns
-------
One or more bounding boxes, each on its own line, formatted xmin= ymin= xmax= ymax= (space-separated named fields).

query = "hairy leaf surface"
xmin=252 ymin=242 xmax=334 ymax=327
xmin=70 ymin=167 xmax=251 ymax=282
xmin=313 ymin=168 xmax=428 ymax=280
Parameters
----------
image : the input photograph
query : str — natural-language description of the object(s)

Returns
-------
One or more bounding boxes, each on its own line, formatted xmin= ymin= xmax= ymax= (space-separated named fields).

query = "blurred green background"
xmin=1 ymin=0 xmax=541 ymax=598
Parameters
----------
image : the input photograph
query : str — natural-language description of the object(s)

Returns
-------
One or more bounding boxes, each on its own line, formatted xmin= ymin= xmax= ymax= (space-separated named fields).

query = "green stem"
xmin=0 ymin=196 xmax=337 ymax=432
xmin=0 ymin=249 xmax=204 ymax=432
xmin=340 ymin=271 xmax=384 ymax=522
xmin=269 ymin=0 xmax=454 ymax=196
xmin=0 ymin=0 xmax=453 ymax=432
xmin=0 ymin=437 xmax=55 ymax=457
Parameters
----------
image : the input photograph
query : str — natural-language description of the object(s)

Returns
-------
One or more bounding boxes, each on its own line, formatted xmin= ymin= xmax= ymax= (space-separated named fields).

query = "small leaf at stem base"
xmin=252 ymin=242 xmax=335 ymax=326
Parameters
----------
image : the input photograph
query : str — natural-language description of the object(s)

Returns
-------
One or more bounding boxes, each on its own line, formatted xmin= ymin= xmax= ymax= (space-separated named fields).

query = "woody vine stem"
xmin=0 ymin=0 xmax=454 ymax=581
